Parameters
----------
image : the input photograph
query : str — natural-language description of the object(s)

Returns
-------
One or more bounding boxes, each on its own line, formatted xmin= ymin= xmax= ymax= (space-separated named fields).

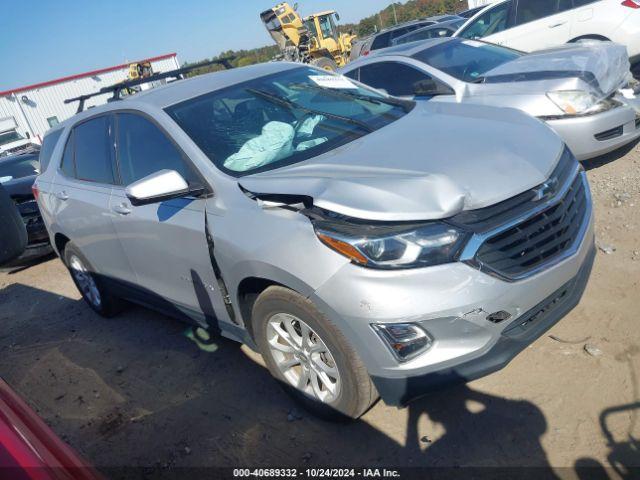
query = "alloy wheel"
xmin=266 ymin=313 xmax=341 ymax=403
xmin=69 ymin=255 xmax=101 ymax=308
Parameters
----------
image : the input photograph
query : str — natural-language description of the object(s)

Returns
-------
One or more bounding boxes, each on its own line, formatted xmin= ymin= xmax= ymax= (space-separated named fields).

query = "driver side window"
xmin=459 ymin=1 xmax=513 ymax=39
xmin=115 ymin=113 xmax=198 ymax=186
xmin=359 ymin=62 xmax=449 ymax=97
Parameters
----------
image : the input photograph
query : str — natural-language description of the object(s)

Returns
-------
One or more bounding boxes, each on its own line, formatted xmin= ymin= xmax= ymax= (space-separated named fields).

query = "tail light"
xmin=31 ymin=184 xmax=39 ymax=201
xmin=622 ymin=0 xmax=640 ymax=8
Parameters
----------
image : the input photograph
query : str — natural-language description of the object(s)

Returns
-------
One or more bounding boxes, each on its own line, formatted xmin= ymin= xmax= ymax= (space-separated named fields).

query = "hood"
xmin=239 ymin=101 xmax=563 ymax=221
xmin=481 ymin=41 xmax=631 ymax=101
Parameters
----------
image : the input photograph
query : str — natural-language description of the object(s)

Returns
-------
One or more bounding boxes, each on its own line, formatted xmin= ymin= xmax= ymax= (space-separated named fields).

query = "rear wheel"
xmin=63 ymin=242 xmax=125 ymax=318
xmin=310 ymin=56 xmax=338 ymax=72
xmin=252 ymin=286 xmax=378 ymax=420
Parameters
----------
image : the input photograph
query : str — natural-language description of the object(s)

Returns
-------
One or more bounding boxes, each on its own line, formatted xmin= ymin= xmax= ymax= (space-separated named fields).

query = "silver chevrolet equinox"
xmin=35 ymin=63 xmax=595 ymax=419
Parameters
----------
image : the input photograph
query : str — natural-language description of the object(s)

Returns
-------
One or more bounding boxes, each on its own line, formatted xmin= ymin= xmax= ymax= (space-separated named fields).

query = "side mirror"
xmin=293 ymin=2 xmax=298 ymax=11
xmin=125 ymin=169 xmax=196 ymax=206
xmin=412 ymin=78 xmax=454 ymax=97
xmin=335 ymin=12 xmax=340 ymax=21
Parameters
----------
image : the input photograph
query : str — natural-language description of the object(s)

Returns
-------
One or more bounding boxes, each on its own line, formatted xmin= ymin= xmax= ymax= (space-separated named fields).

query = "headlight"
xmin=314 ymin=220 xmax=469 ymax=269
xmin=546 ymin=90 xmax=620 ymax=116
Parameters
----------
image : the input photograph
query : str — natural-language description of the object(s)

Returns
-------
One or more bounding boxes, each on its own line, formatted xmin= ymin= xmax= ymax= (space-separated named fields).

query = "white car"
xmin=454 ymin=0 xmax=640 ymax=66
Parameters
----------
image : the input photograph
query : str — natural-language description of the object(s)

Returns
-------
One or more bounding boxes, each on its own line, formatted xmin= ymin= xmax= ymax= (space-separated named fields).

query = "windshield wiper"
xmin=246 ymin=88 xmax=374 ymax=133
xmin=292 ymin=83 xmax=414 ymax=112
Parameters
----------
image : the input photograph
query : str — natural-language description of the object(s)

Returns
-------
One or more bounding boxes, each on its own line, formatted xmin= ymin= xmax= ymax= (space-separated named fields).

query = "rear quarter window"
xmin=38 ymin=129 xmax=63 ymax=173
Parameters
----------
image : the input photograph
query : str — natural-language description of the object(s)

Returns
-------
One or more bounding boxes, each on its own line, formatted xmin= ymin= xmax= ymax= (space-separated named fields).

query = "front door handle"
xmin=112 ymin=203 xmax=132 ymax=215
xmin=55 ymin=191 xmax=69 ymax=201
xmin=548 ymin=21 xmax=567 ymax=28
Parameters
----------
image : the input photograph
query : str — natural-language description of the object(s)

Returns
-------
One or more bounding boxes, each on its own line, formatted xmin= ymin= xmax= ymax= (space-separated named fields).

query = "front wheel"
xmin=252 ymin=286 xmax=378 ymax=420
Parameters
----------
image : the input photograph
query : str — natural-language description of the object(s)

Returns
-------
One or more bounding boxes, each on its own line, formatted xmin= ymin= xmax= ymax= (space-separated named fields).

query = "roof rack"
xmin=64 ymin=57 xmax=235 ymax=113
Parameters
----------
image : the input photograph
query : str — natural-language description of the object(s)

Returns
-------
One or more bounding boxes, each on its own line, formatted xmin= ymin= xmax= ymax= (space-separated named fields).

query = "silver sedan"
xmin=340 ymin=38 xmax=640 ymax=160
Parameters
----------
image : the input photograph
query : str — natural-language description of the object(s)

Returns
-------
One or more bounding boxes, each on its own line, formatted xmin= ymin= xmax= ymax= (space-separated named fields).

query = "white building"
xmin=0 ymin=53 xmax=180 ymax=144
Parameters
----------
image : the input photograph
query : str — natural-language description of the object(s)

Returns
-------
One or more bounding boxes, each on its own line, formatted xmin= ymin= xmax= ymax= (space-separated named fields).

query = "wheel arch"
xmin=569 ymin=34 xmax=610 ymax=43
xmin=53 ymin=232 xmax=71 ymax=258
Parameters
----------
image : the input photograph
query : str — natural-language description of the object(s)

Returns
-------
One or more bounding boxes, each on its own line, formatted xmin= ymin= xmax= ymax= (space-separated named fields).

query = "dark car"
xmin=0 ymin=153 xmax=51 ymax=266
xmin=0 ymin=183 xmax=27 ymax=265
xmin=391 ymin=18 xmax=467 ymax=46
xmin=350 ymin=16 xmax=463 ymax=60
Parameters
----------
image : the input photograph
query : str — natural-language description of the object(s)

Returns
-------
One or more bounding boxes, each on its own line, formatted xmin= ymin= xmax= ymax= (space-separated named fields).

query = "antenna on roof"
xmin=64 ymin=57 xmax=235 ymax=113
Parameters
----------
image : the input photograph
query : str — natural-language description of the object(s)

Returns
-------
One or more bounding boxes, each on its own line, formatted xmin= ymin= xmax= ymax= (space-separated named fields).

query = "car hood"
xmin=477 ymin=41 xmax=631 ymax=101
xmin=239 ymin=101 xmax=563 ymax=222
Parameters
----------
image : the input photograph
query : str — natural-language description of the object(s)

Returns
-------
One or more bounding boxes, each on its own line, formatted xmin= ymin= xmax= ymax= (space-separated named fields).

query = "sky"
xmin=0 ymin=0 xmax=393 ymax=91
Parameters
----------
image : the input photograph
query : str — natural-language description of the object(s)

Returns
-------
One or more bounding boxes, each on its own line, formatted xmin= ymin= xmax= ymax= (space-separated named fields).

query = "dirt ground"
xmin=1 ymin=143 xmax=639 ymax=477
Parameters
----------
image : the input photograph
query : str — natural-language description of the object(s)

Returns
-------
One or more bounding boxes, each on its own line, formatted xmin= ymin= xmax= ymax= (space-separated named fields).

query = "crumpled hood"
xmin=481 ymin=41 xmax=631 ymax=101
xmin=239 ymin=101 xmax=563 ymax=221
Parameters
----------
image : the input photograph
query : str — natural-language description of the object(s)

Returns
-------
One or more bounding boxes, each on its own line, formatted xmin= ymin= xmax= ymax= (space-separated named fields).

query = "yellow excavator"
xmin=260 ymin=2 xmax=356 ymax=71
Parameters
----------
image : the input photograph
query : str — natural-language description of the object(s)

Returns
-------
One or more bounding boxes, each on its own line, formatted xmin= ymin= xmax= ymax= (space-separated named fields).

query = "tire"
xmin=310 ymin=56 xmax=338 ymax=72
xmin=63 ymin=242 xmax=126 ymax=318
xmin=252 ymin=286 xmax=378 ymax=420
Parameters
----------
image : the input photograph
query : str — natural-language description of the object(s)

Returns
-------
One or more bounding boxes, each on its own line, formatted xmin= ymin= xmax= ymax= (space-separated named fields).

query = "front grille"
xmin=452 ymin=148 xmax=590 ymax=280
xmin=594 ymin=125 xmax=623 ymax=141
xmin=475 ymin=173 xmax=588 ymax=278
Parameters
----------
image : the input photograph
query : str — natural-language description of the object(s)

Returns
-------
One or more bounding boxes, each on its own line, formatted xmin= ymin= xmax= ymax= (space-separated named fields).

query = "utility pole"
xmin=392 ymin=3 xmax=398 ymax=24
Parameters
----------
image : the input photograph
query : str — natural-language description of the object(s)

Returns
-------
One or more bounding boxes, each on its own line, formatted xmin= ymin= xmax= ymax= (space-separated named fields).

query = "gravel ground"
xmin=1 ymin=143 xmax=639 ymax=477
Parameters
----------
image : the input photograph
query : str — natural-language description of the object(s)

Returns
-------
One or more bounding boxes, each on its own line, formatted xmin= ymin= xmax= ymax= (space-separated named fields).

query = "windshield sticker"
xmin=309 ymin=75 xmax=358 ymax=89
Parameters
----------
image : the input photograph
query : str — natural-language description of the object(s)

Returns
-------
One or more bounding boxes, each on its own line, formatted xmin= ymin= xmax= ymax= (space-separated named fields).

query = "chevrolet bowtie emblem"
xmin=533 ymin=178 xmax=559 ymax=202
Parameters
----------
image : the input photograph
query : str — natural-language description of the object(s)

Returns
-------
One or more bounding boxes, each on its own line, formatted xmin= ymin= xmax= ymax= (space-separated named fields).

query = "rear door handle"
xmin=548 ymin=21 xmax=567 ymax=28
xmin=112 ymin=203 xmax=132 ymax=215
xmin=55 ymin=191 xmax=69 ymax=201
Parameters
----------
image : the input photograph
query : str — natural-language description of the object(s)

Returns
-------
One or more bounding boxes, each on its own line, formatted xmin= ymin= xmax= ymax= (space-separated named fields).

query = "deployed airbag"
xmin=224 ymin=121 xmax=295 ymax=172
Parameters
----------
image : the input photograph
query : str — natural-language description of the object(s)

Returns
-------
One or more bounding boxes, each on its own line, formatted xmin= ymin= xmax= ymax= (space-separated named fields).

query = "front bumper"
xmin=310 ymin=162 xmax=595 ymax=406
xmin=545 ymin=100 xmax=640 ymax=161
xmin=372 ymin=244 xmax=595 ymax=406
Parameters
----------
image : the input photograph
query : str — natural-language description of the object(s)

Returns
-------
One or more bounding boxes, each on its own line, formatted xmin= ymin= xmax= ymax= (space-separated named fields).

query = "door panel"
xmin=500 ymin=0 xmax=572 ymax=51
xmin=108 ymin=190 xmax=219 ymax=322
xmin=51 ymin=116 xmax=132 ymax=282
xmin=52 ymin=176 xmax=131 ymax=281
xmin=110 ymin=111 xmax=224 ymax=325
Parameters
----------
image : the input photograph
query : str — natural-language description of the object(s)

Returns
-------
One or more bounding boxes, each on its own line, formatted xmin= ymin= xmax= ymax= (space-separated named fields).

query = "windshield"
xmin=412 ymin=39 xmax=521 ymax=82
xmin=0 ymin=130 xmax=24 ymax=146
xmin=166 ymin=67 xmax=412 ymax=176
xmin=0 ymin=155 xmax=39 ymax=183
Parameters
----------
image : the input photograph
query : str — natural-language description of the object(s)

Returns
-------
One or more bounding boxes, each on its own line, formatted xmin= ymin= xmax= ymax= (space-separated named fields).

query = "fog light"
xmin=371 ymin=323 xmax=433 ymax=362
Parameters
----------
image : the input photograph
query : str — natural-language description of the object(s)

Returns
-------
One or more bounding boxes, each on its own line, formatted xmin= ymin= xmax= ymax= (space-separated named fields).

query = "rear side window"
xmin=458 ymin=1 xmax=512 ymax=39
xmin=515 ymin=0 xmax=573 ymax=25
xmin=359 ymin=62 xmax=434 ymax=97
xmin=116 ymin=113 xmax=197 ymax=185
xmin=60 ymin=131 xmax=75 ymax=178
xmin=38 ymin=129 xmax=63 ymax=172
xmin=371 ymin=32 xmax=392 ymax=50
xmin=73 ymin=116 xmax=115 ymax=184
